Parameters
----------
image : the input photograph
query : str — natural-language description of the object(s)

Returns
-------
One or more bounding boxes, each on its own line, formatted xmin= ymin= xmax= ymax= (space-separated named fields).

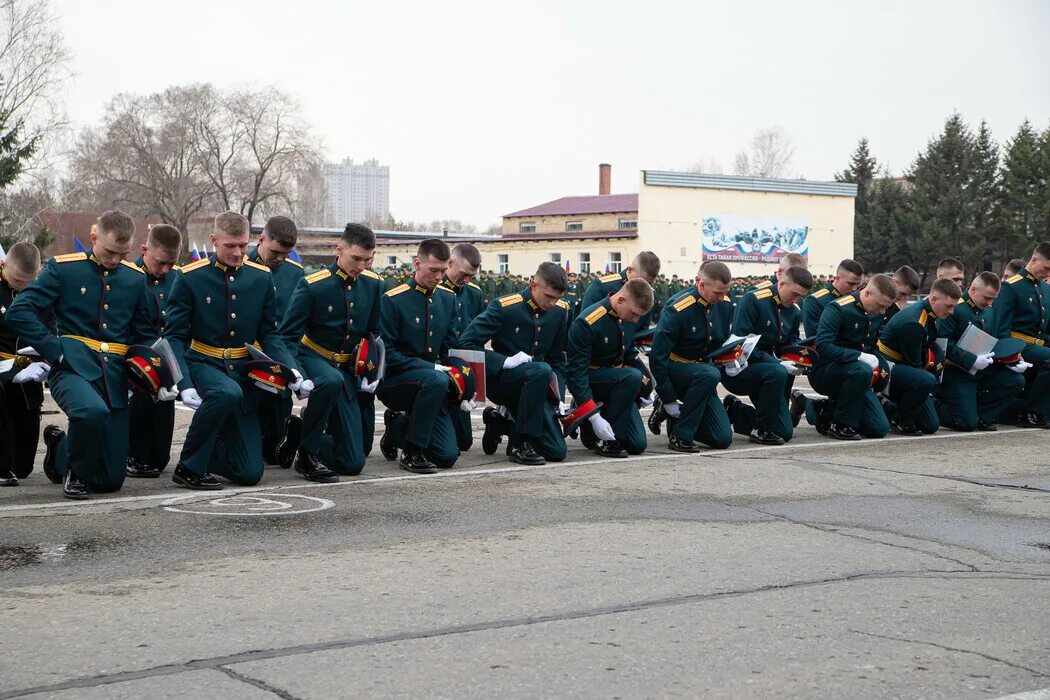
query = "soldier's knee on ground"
xmin=430 ymin=445 xmax=458 ymax=469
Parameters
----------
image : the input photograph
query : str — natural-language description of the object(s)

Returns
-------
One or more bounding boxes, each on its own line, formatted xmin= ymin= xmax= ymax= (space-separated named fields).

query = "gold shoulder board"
xmin=385 ymin=283 xmax=410 ymax=297
xmin=499 ymin=293 xmax=523 ymax=307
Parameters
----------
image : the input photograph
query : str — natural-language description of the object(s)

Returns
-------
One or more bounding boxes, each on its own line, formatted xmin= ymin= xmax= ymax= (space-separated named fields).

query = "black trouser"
xmin=128 ymin=391 xmax=175 ymax=470
xmin=0 ymin=380 xmax=43 ymax=478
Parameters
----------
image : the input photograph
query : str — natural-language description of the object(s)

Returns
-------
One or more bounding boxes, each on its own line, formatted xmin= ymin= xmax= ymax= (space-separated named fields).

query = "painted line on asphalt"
xmin=990 ymin=689 xmax=1050 ymax=700
xmin=0 ymin=426 xmax=1038 ymax=514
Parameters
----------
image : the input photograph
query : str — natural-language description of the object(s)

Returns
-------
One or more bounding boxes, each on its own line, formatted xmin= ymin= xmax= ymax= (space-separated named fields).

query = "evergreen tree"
xmin=0 ymin=78 xmax=36 ymax=192
xmin=1038 ymin=123 xmax=1050 ymax=241
xmin=837 ymin=138 xmax=879 ymax=262
xmin=997 ymin=120 xmax=1044 ymax=255
xmin=865 ymin=173 xmax=919 ymax=273
xmin=969 ymin=120 xmax=1001 ymax=272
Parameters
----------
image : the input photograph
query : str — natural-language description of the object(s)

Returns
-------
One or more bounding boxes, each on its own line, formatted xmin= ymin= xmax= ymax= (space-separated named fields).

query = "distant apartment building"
xmin=322 ymin=158 xmax=390 ymax=226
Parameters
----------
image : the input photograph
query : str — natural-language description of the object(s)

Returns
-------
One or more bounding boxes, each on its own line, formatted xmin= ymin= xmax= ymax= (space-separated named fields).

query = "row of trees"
xmin=841 ymin=114 xmax=1050 ymax=282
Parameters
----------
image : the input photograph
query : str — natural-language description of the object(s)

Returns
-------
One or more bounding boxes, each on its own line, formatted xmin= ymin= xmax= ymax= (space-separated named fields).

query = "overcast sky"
xmin=55 ymin=0 xmax=1050 ymax=229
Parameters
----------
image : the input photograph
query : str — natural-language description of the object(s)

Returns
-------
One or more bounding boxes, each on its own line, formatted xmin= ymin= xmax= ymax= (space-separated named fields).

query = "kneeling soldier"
xmin=876 ymin=277 xmax=961 ymax=435
xmin=126 ymin=224 xmax=182 ymax=478
xmin=934 ymin=271 xmax=1026 ymax=431
xmin=277 ymin=223 xmax=384 ymax=481
xmin=7 ymin=211 xmax=164 ymax=499
xmin=566 ymin=278 xmax=655 ymax=457
xmin=722 ymin=264 xmax=814 ymax=445
xmin=459 ymin=262 xmax=571 ymax=465
xmin=440 ymin=243 xmax=484 ymax=453
xmin=648 ymin=262 xmax=734 ymax=452
xmin=378 ymin=239 xmax=464 ymax=473
xmin=166 ymin=212 xmax=300 ymax=489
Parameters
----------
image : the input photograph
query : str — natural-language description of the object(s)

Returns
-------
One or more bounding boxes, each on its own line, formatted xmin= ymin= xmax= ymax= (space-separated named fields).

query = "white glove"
xmin=157 ymin=386 xmax=178 ymax=402
xmin=972 ymin=353 xmax=994 ymax=372
xmin=858 ymin=352 xmax=879 ymax=369
xmin=128 ymin=389 xmax=134 ymax=400
xmin=588 ymin=412 xmax=616 ymax=441
xmin=360 ymin=376 xmax=380 ymax=394
xmin=459 ymin=399 xmax=476 ymax=412
xmin=780 ymin=360 xmax=804 ymax=376
xmin=665 ymin=401 xmax=681 ymax=418
xmin=558 ymin=401 xmax=571 ymax=415
xmin=503 ymin=351 xmax=532 ymax=370
xmin=434 ymin=363 xmax=451 ymax=372
xmin=724 ymin=359 xmax=747 ymax=377
xmin=12 ymin=362 xmax=49 ymax=384
xmin=1008 ymin=359 xmax=1032 ymax=374
xmin=288 ymin=369 xmax=304 ymax=392
xmin=296 ymin=378 xmax=314 ymax=399
xmin=180 ymin=388 xmax=203 ymax=410
xmin=638 ymin=391 xmax=655 ymax=408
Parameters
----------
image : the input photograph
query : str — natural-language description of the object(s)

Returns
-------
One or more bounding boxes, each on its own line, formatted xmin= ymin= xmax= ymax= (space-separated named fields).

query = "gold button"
xmin=347 ymin=285 xmax=352 ymax=292
xmin=427 ymin=347 xmax=432 ymax=352
xmin=229 ymin=331 xmax=235 ymax=336
xmin=428 ymin=331 xmax=433 ymax=336
xmin=159 ymin=293 xmax=164 ymax=299
xmin=99 ymin=342 xmax=109 ymax=353
xmin=104 ymin=304 xmax=109 ymax=310
xmin=349 ymin=318 xmax=354 ymax=323
xmin=105 ymin=285 xmax=111 ymax=291
xmin=429 ymin=315 xmax=433 ymax=320
xmin=103 ymin=271 xmax=109 ymax=276
xmin=161 ymin=310 xmax=166 ymax=316
xmin=222 ymin=349 xmax=232 ymax=359
xmin=231 ymin=294 xmax=237 ymax=300
xmin=102 ymin=323 xmax=108 ymax=329
xmin=228 ymin=364 xmax=234 ymax=370
xmin=153 ymin=280 xmax=159 ymax=286
xmin=229 ymin=276 xmax=235 ymax=282
xmin=349 ymin=302 xmax=354 ymax=308
xmin=230 ymin=313 xmax=236 ymax=319
xmin=102 ymin=356 xmax=109 ymax=363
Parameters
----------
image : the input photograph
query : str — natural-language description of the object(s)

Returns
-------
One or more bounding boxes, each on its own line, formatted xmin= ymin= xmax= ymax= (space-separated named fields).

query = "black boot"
xmin=890 ymin=418 xmax=924 ymax=436
xmin=276 ymin=415 xmax=303 ymax=469
xmin=509 ymin=440 xmax=545 ymax=466
xmin=579 ymin=420 xmax=598 ymax=451
xmin=399 ymin=449 xmax=438 ymax=474
xmin=172 ymin=463 xmax=223 ymax=490
xmin=977 ymin=419 xmax=998 ymax=432
xmin=1018 ymin=412 xmax=1048 ymax=429
xmin=0 ymin=469 xmax=17 ymax=487
xmin=294 ymin=450 xmax=339 ymax=483
xmin=595 ymin=440 xmax=628 ymax=458
xmin=482 ymin=407 xmax=505 ymax=456
xmin=668 ymin=434 xmax=701 ymax=453
xmin=380 ymin=410 xmax=401 ymax=461
xmin=647 ymin=398 xmax=668 ymax=435
xmin=63 ymin=470 xmax=89 ymax=500
xmin=722 ymin=395 xmax=741 ymax=423
xmin=827 ymin=422 xmax=861 ymax=440
xmin=789 ymin=389 xmax=807 ymax=428
xmin=126 ymin=456 xmax=160 ymax=478
xmin=748 ymin=428 xmax=785 ymax=445
xmin=42 ymin=425 xmax=64 ymax=484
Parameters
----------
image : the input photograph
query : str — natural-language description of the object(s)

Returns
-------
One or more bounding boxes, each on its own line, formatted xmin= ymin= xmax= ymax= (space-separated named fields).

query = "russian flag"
xmin=190 ymin=242 xmax=201 ymax=262
xmin=605 ymin=262 xmax=611 ymax=273
xmin=73 ymin=238 xmax=89 ymax=254
xmin=564 ymin=258 xmax=570 ymax=273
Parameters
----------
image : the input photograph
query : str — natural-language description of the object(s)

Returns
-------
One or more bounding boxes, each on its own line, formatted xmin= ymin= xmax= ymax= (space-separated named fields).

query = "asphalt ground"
xmin=1 ymin=380 xmax=1049 ymax=699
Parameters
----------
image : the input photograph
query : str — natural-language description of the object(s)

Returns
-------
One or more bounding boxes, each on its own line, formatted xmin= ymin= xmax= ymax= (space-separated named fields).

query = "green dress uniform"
xmin=808 ymin=294 xmax=891 ymax=437
xmin=875 ymin=298 xmax=943 ymax=433
xmin=127 ymin=257 xmax=180 ymax=473
xmin=649 ymin=288 xmax=733 ymax=449
xmin=802 ymin=283 xmax=843 ymax=338
xmin=459 ymin=289 xmax=571 ymax=460
xmin=744 ymin=274 xmax=779 ymax=294
xmin=564 ymin=288 xmax=581 ymax=324
xmin=988 ymin=268 xmax=1050 ymax=421
xmin=583 ymin=271 xmax=654 ymax=332
xmin=724 ymin=287 xmax=797 ymax=441
xmin=280 ymin=265 xmax=383 ymax=475
xmin=165 ymin=256 xmax=294 ymax=485
xmin=0 ymin=269 xmax=50 ymax=479
xmin=566 ymin=297 xmax=649 ymax=454
xmin=934 ymin=294 xmax=1025 ymax=430
xmin=247 ymin=246 xmax=305 ymax=463
xmin=441 ymin=275 xmax=486 ymax=452
xmin=6 ymin=252 xmax=156 ymax=491
xmin=378 ymin=280 xmax=461 ymax=467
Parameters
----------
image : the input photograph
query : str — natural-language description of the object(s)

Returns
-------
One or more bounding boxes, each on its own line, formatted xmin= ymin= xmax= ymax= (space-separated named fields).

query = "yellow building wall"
xmin=502 ymin=212 xmax=635 ymax=235
xmin=373 ymin=239 xmax=634 ymax=276
xmin=636 ymin=176 xmax=855 ymax=278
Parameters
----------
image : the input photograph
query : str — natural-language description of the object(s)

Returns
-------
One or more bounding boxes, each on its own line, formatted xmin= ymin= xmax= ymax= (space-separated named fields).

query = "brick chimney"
xmin=598 ymin=163 xmax=611 ymax=196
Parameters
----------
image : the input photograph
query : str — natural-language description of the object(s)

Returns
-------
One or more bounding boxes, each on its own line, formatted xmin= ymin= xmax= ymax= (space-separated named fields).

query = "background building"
xmin=322 ymin=158 xmax=390 ymax=226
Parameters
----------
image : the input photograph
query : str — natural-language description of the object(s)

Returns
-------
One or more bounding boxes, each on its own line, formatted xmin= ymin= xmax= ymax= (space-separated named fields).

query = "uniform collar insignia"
xmin=441 ymin=277 xmax=459 ymax=291
xmin=89 ymin=253 xmax=101 ymax=266
xmin=335 ymin=267 xmax=349 ymax=280
xmin=414 ymin=283 xmax=430 ymax=295
xmin=772 ymin=294 xmax=782 ymax=307
xmin=214 ymin=260 xmax=228 ymax=272
xmin=527 ymin=299 xmax=538 ymax=312
xmin=831 ymin=286 xmax=841 ymax=297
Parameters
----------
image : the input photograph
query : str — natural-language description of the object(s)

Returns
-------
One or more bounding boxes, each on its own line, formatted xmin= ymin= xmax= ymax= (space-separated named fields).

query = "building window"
xmin=386 ymin=255 xmax=397 ymax=266
xmin=498 ymin=254 xmax=509 ymax=274
xmin=607 ymin=252 xmax=622 ymax=273
xmin=579 ymin=252 xmax=591 ymax=273
xmin=618 ymin=218 xmax=637 ymax=229
xmin=550 ymin=252 xmax=561 ymax=264
xmin=566 ymin=221 xmax=583 ymax=232
xmin=519 ymin=223 xmax=536 ymax=233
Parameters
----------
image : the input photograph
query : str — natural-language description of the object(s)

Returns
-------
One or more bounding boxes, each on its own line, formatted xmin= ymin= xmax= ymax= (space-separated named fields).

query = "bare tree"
xmin=686 ymin=158 xmax=724 ymax=174
xmin=0 ymin=0 xmax=71 ymax=172
xmin=287 ymin=161 xmax=330 ymax=228
xmin=733 ymin=126 xmax=795 ymax=178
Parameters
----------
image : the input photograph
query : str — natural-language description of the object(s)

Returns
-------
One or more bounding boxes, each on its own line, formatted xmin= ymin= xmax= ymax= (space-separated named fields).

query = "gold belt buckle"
xmin=99 ymin=341 xmax=110 ymax=354
xmin=222 ymin=348 xmax=232 ymax=359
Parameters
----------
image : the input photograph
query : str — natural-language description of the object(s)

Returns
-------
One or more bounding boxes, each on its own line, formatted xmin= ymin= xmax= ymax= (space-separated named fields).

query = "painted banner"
xmin=701 ymin=214 xmax=809 ymax=263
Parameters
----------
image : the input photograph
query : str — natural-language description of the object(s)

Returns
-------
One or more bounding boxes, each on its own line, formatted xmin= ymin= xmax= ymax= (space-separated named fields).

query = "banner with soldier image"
xmin=702 ymin=213 xmax=809 ymax=263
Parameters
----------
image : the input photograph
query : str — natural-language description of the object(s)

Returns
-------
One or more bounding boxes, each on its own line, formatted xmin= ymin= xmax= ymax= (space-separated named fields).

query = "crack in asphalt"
xmin=0 ymin=568 xmax=981 ymax=699
xmin=850 ymin=629 xmax=1049 ymax=678
xmin=215 ymin=666 xmax=304 ymax=700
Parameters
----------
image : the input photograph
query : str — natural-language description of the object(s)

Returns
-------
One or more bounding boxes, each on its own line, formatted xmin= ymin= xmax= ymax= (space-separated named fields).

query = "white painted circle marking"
xmin=162 ymin=493 xmax=334 ymax=516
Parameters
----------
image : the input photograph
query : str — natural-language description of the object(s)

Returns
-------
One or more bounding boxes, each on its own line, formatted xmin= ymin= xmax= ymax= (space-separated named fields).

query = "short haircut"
xmin=931 ymin=277 xmax=962 ymax=299
xmin=1033 ymin=242 xmax=1050 ymax=260
xmin=784 ymin=265 xmax=814 ymax=290
xmin=534 ymin=261 xmax=568 ymax=292
xmin=837 ymin=258 xmax=864 ymax=277
xmin=214 ymin=211 xmax=249 ymax=237
xmin=974 ymin=271 xmax=1001 ymax=291
xmin=416 ymin=238 xmax=450 ymax=262
xmin=5 ymin=241 xmax=40 ymax=272
xmin=263 ymin=216 xmax=298 ymax=248
xmin=632 ymin=251 xmax=661 ymax=278
xmin=866 ymin=273 xmax=898 ymax=299
xmin=451 ymin=243 xmax=481 ymax=270
xmin=342 ymin=223 xmax=376 ymax=250
xmin=622 ymin=277 xmax=654 ymax=311
xmin=894 ymin=265 xmax=921 ymax=292
xmin=1004 ymin=258 xmax=1025 ymax=276
xmin=937 ymin=257 xmax=964 ymax=273
xmin=97 ymin=210 xmax=136 ymax=242
xmin=147 ymin=224 xmax=182 ymax=256
xmin=780 ymin=252 xmax=808 ymax=270
xmin=700 ymin=261 xmax=731 ymax=284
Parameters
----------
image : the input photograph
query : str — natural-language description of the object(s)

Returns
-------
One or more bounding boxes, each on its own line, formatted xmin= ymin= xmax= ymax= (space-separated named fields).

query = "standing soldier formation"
xmin=5 ymin=211 xmax=1050 ymax=499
